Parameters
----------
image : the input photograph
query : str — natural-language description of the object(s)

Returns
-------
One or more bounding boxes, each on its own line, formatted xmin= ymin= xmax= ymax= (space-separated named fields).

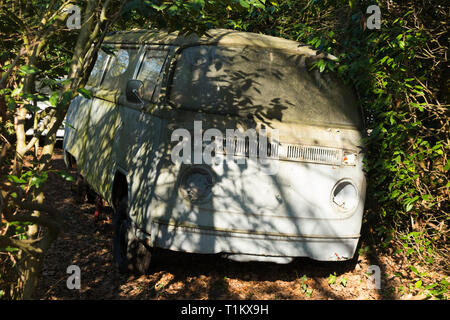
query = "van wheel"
xmin=113 ymin=197 xmax=152 ymax=274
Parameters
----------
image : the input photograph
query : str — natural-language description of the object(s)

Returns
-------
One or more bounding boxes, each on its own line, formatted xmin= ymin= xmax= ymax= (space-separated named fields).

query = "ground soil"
xmin=35 ymin=149 xmax=444 ymax=300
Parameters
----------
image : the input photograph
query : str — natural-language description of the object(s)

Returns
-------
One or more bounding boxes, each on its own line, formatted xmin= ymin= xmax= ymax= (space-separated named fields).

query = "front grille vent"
xmin=214 ymin=136 xmax=342 ymax=165
xmin=283 ymin=144 xmax=342 ymax=165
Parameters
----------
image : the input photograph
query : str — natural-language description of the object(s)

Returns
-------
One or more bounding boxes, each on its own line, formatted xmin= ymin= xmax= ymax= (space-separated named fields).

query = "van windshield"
xmin=169 ymin=45 xmax=361 ymax=129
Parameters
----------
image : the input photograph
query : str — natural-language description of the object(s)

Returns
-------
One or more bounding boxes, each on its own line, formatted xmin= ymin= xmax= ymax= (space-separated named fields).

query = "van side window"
xmin=136 ymin=50 xmax=168 ymax=101
xmin=102 ymin=47 xmax=139 ymax=92
xmin=87 ymin=50 xmax=108 ymax=86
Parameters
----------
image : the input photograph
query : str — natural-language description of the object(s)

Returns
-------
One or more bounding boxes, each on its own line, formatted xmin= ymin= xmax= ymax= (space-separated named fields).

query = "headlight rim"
xmin=178 ymin=165 xmax=215 ymax=204
xmin=330 ymin=178 xmax=359 ymax=214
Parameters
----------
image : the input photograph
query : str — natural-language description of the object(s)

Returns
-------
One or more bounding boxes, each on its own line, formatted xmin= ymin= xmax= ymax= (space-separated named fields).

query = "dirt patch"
xmin=35 ymin=149 xmax=441 ymax=300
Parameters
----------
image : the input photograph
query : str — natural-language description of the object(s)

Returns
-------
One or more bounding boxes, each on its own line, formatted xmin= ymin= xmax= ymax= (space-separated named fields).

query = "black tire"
xmin=86 ymin=187 xmax=97 ymax=204
xmin=113 ymin=197 xmax=152 ymax=274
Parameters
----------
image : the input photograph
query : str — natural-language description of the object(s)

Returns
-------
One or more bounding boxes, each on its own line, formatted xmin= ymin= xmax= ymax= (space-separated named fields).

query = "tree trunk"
xmin=2 ymin=0 xmax=122 ymax=300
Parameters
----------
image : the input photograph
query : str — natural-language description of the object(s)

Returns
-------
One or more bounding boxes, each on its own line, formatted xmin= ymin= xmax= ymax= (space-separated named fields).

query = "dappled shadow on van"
xmin=65 ymin=29 xmax=366 ymax=272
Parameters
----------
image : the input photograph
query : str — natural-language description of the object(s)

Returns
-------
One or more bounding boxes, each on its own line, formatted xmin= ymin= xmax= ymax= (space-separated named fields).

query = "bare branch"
xmin=0 ymin=235 xmax=43 ymax=257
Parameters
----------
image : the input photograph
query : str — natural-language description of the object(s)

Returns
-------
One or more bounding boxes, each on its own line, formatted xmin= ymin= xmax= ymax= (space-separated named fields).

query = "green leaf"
xmin=60 ymin=90 xmax=73 ymax=106
xmin=410 ymin=265 xmax=419 ymax=275
xmin=443 ymin=160 xmax=450 ymax=172
xmin=77 ymin=88 xmax=92 ymax=99
xmin=4 ymin=246 xmax=19 ymax=252
xmin=328 ymin=273 xmax=337 ymax=285
xmin=405 ymin=203 xmax=413 ymax=212
xmin=379 ymin=56 xmax=389 ymax=65
xmin=49 ymin=92 xmax=59 ymax=107
xmin=168 ymin=5 xmax=179 ymax=15
xmin=25 ymin=103 xmax=40 ymax=113
xmin=18 ymin=65 xmax=39 ymax=75
xmin=59 ymin=170 xmax=75 ymax=182
xmin=151 ymin=3 xmax=168 ymax=11
xmin=239 ymin=0 xmax=250 ymax=9
xmin=29 ymin=172 xmax=48 ymax=189
xmin=63 ymin=121 xmax=75 ymax=130
xmin=7 ymin=98 xmax=17 ymax=111
xmin=7 ymin=175 xmax=26 ymax=184
xmin=425 ymin=283 xmax=438 ymax=290
xmin=349 ymin=0 xmax=355 ymax=9
xmin=411 ymin=102 xmax=424 ymax=112
xmin=11 ymin=87 xmax=22 ymax=97
xmin=189 ymin=0 xmax=205 ymax=11
xmin=253 ymin=0 xmax=266 ymax=9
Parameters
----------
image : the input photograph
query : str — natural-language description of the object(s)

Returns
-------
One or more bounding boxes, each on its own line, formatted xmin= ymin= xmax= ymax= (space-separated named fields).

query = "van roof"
xmin=103 ymin=28 xmax=337 ymax=60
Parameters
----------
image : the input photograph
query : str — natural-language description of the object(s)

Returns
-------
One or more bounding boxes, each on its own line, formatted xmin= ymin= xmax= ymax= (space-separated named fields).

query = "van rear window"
xmin=169 ymin=45 xmax=361 ymax=128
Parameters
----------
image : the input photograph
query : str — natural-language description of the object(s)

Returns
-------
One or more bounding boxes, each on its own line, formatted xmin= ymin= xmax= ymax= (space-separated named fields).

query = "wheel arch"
xmin=64 ymin=150 xmax=77 ymax=169
xmin=111 ymin=170 xmax=128 ymax=210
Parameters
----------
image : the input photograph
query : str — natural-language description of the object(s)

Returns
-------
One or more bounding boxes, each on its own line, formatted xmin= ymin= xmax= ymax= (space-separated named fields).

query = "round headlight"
xmin=331 ymin=180 xmax=358 ymax=212
xmin=179 ymin=167 xmax=214 ymax=202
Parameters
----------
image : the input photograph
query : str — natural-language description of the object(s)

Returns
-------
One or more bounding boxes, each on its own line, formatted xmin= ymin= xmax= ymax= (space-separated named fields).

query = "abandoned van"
xmin=63 ymin=29 xmax=366 ymax=273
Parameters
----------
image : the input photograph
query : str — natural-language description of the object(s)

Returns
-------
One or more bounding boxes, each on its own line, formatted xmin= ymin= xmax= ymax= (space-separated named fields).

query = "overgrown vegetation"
xmin=1 ymin=0 xmax=448 ymax=299
xmin=0 ymin=0 xmax=127 ymax=299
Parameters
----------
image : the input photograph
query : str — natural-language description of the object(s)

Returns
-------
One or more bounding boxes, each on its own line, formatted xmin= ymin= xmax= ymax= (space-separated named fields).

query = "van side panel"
xmin=113 ymin=106 xmax=163 ymax=232
xmin=81 ymin=98 xmax=120 ymax=203
xmin=63 ymin=95 xmax=93 ymax=173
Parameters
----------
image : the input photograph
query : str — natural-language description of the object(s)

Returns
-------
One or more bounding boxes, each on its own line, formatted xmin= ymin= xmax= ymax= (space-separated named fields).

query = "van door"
xmin=64 ymin=49 xmax=108 ymax=170
xmin=113 ymin=47 xmax=171 ymax=224
xmin=82 ymin=46 xmax=140 ymax=201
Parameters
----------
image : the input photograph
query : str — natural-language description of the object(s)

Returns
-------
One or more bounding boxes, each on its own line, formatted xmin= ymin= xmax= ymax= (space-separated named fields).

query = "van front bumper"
xmin=143 ymin=220 xmax=360 ymax=262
